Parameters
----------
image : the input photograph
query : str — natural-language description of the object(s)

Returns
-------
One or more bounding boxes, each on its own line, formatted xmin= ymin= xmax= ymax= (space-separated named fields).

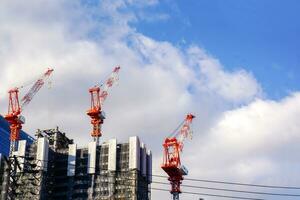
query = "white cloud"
xmin=183 ymin=93 xmax=300 ymax=199
xmin=187 ymin=46 xmax=262 ymax=103
xmin=1 ymin=1 xmax=299 ymax=200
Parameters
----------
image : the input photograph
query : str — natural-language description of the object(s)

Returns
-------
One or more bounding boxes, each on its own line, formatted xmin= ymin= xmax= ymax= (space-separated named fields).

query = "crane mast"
xmin=162 ymin=114 xmax=195 ymax=200
xmin=87 ymin=66 xmax=120 ymax=145
xmin=4 ymin=68 xmax=54 ymax=155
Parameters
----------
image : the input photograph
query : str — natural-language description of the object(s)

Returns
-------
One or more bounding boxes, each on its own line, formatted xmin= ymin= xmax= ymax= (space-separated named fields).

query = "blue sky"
xmin=134 ymin=0 xmax=300 ymax=100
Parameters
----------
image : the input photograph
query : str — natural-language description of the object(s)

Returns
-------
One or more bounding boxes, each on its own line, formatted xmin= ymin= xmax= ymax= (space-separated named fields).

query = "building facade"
xmin=72 ymin=136 xmax=152 ymax=200
xmin=1 ymin=128 xmax=152 ymax=200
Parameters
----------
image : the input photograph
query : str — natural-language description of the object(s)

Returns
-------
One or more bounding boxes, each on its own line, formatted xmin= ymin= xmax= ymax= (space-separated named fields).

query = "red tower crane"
xmin=4 ymin=68 xmax=54 ymax=156
xmin=162 ymin=113 xmax=195 ymax=200
xmin=87 ymin=66 xmax=120 ymax=144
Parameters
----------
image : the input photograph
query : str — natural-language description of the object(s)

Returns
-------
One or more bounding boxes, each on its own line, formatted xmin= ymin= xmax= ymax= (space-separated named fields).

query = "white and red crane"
xmin=4 ymin=68 xmax=54 ymax=155
xmin=162 ymin=113 xmax=195 ymax=200
xmin=86 ymin=66 xmax=120 ymax=145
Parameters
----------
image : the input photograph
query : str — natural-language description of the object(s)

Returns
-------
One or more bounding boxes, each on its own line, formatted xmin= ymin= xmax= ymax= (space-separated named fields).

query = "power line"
xmin=152 ymin=181 xmax=300 ymax=197
xmin=152 ymin=188 xmax=266 ymax=200
xmin=152 ymin=174 xmax=300 ymax=190
xmin=13 ymin=175 xmax=267 ymax=200
xmin=10 ymin=158 xmax=300 ymax=199
xmin=7 ymin=155 xmax=300 ymax=192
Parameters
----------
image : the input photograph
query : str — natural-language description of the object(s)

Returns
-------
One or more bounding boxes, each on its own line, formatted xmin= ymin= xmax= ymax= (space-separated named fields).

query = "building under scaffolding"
xmin=1 ymin=128 xmax=152 ymax=200
xmin=0 ymin=154 xmax=5 ymax=197
xmin=72 ymin=137 xmax=152 ymax=200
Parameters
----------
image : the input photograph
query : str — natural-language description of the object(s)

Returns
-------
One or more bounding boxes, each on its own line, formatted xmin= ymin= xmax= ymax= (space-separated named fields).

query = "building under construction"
xmin=1 ymin=127 xmax=152 ymax=200
xmin=0 ymin=155 xmax=6 ymax=197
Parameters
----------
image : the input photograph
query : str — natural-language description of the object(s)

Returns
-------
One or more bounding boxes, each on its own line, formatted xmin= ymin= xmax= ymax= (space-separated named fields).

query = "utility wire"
xmin=13 ymin=174 xmax=267 ymax=200
xmin=152 ymin=174 xmax=300 ymax=190
xmin=7 ymin=155 xmax=300 ymax=193
xmin=9 ymin=158 xmax=300 ymax=199
xmin=152 ymin=181 xmax=300 ymax=197
xmin=153 ymin=188 xmax=266 ymax=200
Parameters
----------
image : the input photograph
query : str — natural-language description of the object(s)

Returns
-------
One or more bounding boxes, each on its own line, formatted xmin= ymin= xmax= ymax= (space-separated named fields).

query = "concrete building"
xmin=72 ymin=136 xmax=152 ymax=200
xmin=1 ymin=128 xmax=152 ymax=200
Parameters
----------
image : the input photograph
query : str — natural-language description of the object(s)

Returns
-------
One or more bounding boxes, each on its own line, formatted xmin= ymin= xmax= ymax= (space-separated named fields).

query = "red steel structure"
xmin=5 ymin=68 xmax=54 ymax=155
xmin=162 ymin=114 xmax=195 ymax=200
xmin=87 ymin=66 xmax=120 ymax=144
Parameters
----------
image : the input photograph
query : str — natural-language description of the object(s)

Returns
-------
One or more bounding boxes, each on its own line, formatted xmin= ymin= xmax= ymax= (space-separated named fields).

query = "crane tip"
xmin=186 ymin=113 xmax=195 ymax=119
